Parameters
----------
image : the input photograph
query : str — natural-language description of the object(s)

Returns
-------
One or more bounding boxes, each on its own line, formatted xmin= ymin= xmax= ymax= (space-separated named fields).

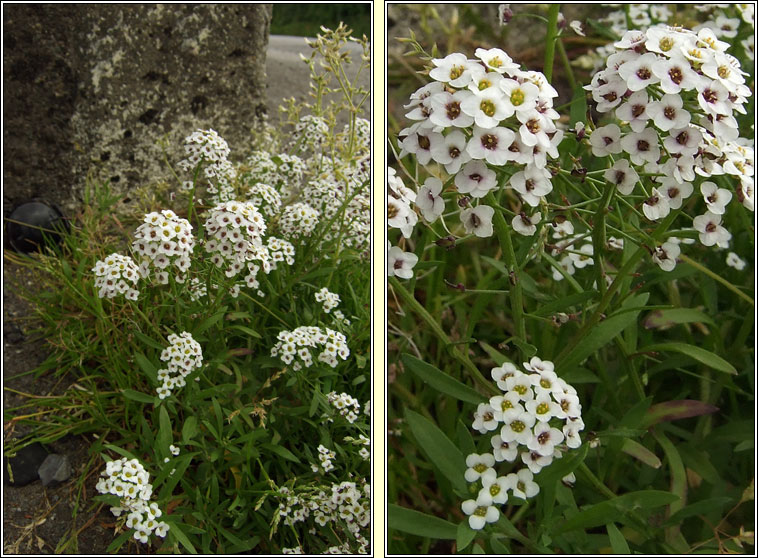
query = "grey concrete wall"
xmin=3 ymin=4 xmax=273 ymax=214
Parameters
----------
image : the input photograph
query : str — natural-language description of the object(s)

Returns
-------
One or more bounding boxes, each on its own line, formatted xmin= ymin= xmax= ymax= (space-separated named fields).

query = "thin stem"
xmin=678 ymin=253 xmax=754 ymax=306
xmin=543 ymin=5 xmax=561 ymax=82
xmin=486 ymin=193 xmax=527 ymax=356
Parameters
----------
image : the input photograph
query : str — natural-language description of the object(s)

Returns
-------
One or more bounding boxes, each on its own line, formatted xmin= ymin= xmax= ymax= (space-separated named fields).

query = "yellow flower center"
xmin=511 ymin=89 xmax=525 ymax=106
xmin=480 ymin=99 xmax=496 ymax=117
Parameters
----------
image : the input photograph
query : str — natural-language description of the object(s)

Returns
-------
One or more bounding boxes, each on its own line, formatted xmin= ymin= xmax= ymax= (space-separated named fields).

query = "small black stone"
xmin=4 ymin=442 xmax=49 ymax=486
xmin=5 ymin=200 xmax=69 ymax=253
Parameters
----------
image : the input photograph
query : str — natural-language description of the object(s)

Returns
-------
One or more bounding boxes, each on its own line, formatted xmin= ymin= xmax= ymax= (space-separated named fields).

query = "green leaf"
xmin=194 ymin=308 xmax=227 ymax=335
xmin=569 ymin=86 xmax=588 ymax=128
xmin=229 ymin=324 xmax=262 ymax=339
xmin=405 ymin=410 xmax=468 ymax=495
xmin=387 ymin=504 xmax=458 ymax=539
xmin=158 ymin=405 xmax=172 ymax=456
xmin=607 ymin=522 xmax=630 ymax=554
xmin=132 ymin=330 xmax=165 ymax=351
xmin=182 ymin=416 xmax=198 ymax=443
xmin=532 ymin=291 xmax=595 ymax=317
xmin=262 ymin=443 xmax=301 ymax=464
xmin=643 ymin=399 xmax=720 ymax=428
xmin=555 ymin=490 xmax=680 ymax=534
xmin=489 ymin=535 xmax=510 ymax=554
xmin=134 ymin=352 xmax=158 ymax=384
xmin=478 ymin=341 xmax=508 ymax=366
xmin=620 ymin=438 xmax=661 ymax=469
xmin=559 ymin=307 xmax=643 ymax=369
xmin=663 ymin=497 xmax=732 ymax=527
xmin=166 ymin=520 xmax=197 ymax=554
xmin=402 ymin=354 xmax=486 ymax=406
xmin=640 ymin=342 xmax=737 ymax=375
xmin=456 ymin=521 xmax=476 ymax=551
xmin=456 ymin=419 xmax=476 ymax=457
xmin=105 ymin=529 xmax=133 ymax=553
xmin=642 ymin=308 xmax=715 ymax=329
xmin=122 ymin=389 xmax=156 ymax=405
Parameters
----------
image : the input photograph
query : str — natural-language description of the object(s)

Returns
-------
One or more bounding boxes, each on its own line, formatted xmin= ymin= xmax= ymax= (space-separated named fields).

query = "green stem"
xmin=485 ymin=193 xmax=527 ymax=358
xmin=678 ymin=253 xmax=754 ymax=306
xmin=389 ymin=277 xmax=497 ymax=395
xmin=555 ymin=208 xmax=682 ymax=366
xmin=556 ymin=36 xmax=577 ymax=91
xmin=592 ymin=180 xmax=617 ymax=299
xmin=543 ymin=5 xmax=561 ymax=82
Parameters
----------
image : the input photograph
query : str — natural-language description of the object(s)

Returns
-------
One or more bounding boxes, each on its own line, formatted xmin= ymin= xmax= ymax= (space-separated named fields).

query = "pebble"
xmin=38 ymin=454 xmax=72 ymax=487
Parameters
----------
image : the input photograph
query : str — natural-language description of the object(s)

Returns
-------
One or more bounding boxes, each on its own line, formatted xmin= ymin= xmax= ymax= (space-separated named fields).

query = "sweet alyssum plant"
xmin=6 ymin=25 xmax=370 ymax=555
xmin=388 ymin=4 xmax=753 ymax=554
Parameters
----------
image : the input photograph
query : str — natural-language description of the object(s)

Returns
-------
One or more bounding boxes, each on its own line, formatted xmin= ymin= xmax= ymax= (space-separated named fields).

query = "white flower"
xmin=499 ymin=79 xmax=540 ymax=113
xmin=652 ymin=241 xmax=681 ymax=272
xmin=663 ymin=126 xmax=703 ymax=157
xmin=726 ymin=252 xmax=746 ymax=271
xmin=490 ymin=434 xmax=519 ymax=462
xmin=429 ymin=90 xmax=475 ymax=128
xmin=652 ymin=54 xmax=701 ymax=94
xmin=590 ymin=124 xmax=623 ymax=157
xmin=509 ymin=165 xmax=553 ymax=207
xmin=475 ymin=47 xmax=520 ymax=74
xmin=647 ymin=94 xmax=691 ymax=132
xmin=620 ymin=127 xmax=660 ymax=165
xmin=527 ymin=422 xmax=565 ymax=455
xmin=500 ymin=409 xmax=536 ymax=445
xmin=512 ymin=212 xmax=541 ymax=236
xmin=461 ymin=493 xmax=500 ymax=530
xmin=388 ymin=245 xmax=418 ymax=280
xmin=464 ymin=453 xmax=496 ymax=483
xmin=467 ymin=126 xmax=516 ymax=165
xmin=642 ymin=188 xmax=671 ymax=221
xmin=415 ymin=177 xmax=446 ymax=222
xmin=604 ymin=158 xmax=639 ymax=195
xmin=507 ymin=468 xmax=540 ymax=500
xmin=461 ymin=205 xmax=495 ymax=238
xmin=700 ymin=181 xmax=733 ymax=215
xmin=460 ymin=88 xmax=512 ymax=129
xmin=525 ymin=392 xmax=560 ymax=423
xmin=618 ymin=53 xmax=660 ymax=91
xmin=429 ymin=53 xmax=477 ymax=87
xmin=472 ymin=402 xmax=499 ymax=434
xmin=455 ymin=160 xmax=498 ymax=198
xmin=569 ymin=20 xmax=585 ymax=36
xmin=480 ymin=475 xmax=510 ymax=505
xmin=693 ymin=211 xmax=732 ymax=246
xmin=616 ymin=90 xmax=651 ymax=133
xmin=658 ymin=178 xmax=693 ymax=210
xmin=570 ymin=243 xmax=594 ymax=269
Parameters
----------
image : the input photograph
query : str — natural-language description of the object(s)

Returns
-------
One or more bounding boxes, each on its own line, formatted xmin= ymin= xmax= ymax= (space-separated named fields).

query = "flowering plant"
xmin=6 ymin=25 xmax=370 ymax=554
xmin=388 ymin=4 xmax=753 ymax=554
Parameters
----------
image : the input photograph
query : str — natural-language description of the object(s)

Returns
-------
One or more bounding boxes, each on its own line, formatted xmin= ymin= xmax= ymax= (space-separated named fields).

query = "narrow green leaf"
xmin=489 ymin=535 xmax=510 ymax=554
xmin=642 ymin=400 xmax=720 ymax=428
xmin=569 ymin=85 xmax=588 ymax=128
xmin=402 ymin=354 xmax=486 ymax=406
xmin=559 ymin=308 xmax=643 ymax=368
xmin=662 ymin=497 xmax=732 ymax=527
xmin=387 ymin=504 xmax=458 ymax=539
xmin=182 ymin=416 xmax=198 ymax=443
xmin=122 ymin=389 xmax=156 ymax=405
xmin=158 ymin=405 xmax=172 ymax=456
xmin=456 ymin=419 xmax=476 ymax=457
xmin=405 ymin=410 xmax=467 ymax=495
xmin=456 ymin=521 xmax=476 ymax=551
xmin=262 ymin=443 xmax=301 ymax=464
xmin=134 ymin=352 xmax=158 ymax=384
xmin=478 ymin=341 xmax=508 ymax=366
xmin=166 ymin=520 xmax=197 ymax=554
xmin=642 ymin=308 xmax=715 ymax=329
xmin=105 ymin=529 xmax=133 ymax=553
xmin=194 ymin=307 xmax=227 ymax=335
xmin=133 ymin=330 xmax=165 ymax=351
xmin=640 ymin=342 xmax=737 ymax=375
xmin=229 ymin=324 xmax=262 ymax=339
xmin=555 ymin=490 xmax=680 ymax=534
xmin=532 ymin=291 xmax=595 ymax=317
xmin=620 ymin=438 xmax=661 ymax=469
xmin=607 ymin=522 xmax=630 ymax=554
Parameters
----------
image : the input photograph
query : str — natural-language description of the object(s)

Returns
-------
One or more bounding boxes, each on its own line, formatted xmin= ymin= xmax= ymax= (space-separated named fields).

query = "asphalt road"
xmin=265 ymin=35 xmax=371 ymax=123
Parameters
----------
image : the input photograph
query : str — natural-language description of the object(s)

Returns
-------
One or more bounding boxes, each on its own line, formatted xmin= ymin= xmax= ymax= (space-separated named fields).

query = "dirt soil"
xmin=2 ymin=33 xmax=369 ymax=555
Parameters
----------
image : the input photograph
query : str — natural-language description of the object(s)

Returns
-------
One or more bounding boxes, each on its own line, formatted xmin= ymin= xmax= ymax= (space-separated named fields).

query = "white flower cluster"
xmin=276 ymin=480 xmax=370 ymax=553
xmin=276 ymin=153 xmax=307 ymax=197
xmin=546 ymin=220 xmax=627 ymax=282
xmin=95 ymin=457 xmax=169 ymax=544
xmin=243 ymin=181 xmax=282 ymax=217
xmin=326 ymin=391 xmax=361 ymax=423
xmin=156 ymin=331 xmax=203 ymax=399
xmin=290 ymin=114 xmax=330 ymax=153
xmin=278 ymin=202 xmax=320 ymax=240
xmin=132 ymin=210 xmax=195 ymax=285
xmin=314 ymin=444 xmax=336 ymax=473
xmin=343 ymin=434 xmax=371 ymax=461
xmin=187 ymin=277 xmax=207 ymax=301
xmin=244 ymin=151 xmax=281 ymax=187
xmin=396 ymin=47 xmax=563 ymax=241
xmin=203 ymin=200 xmax=273 ymax=288
xmin=586 ymin=23 xmax=754 ymax=271
xmin=462 ymin=356 xmax=584 ymax=530
xmin=270 ymin=326 xmax=350 ymax=371
xmin=92 ymin=253 xmax=141 ymax=300
xmin=341 ymin=117 xmax=371 ymax=154
xmin=315 ymin=287 xmax=340 ymax=313
xmin=177 ymin=129 xmax=236 ymax=204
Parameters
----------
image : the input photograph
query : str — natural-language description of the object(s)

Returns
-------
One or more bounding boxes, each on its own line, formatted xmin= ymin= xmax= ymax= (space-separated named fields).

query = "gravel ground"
xmin=2 ymin=33 xmax=370 ymax=555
